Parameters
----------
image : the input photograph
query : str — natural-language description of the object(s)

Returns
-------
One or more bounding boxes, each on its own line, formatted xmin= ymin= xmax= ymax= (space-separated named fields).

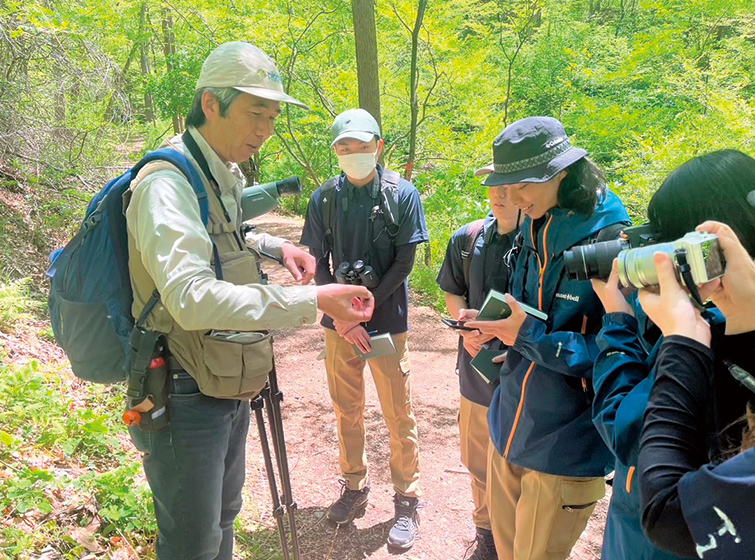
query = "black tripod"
xmin=250 ymin=352 xmax=301 ymax=560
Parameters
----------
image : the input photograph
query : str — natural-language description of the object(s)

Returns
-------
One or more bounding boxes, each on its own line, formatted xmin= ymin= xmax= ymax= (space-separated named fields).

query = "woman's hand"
xmin=696 ymin=221 xmax=755 ymax=335
xmin=590 ymin=259 xmax=634 ymax=316
xmin=638 ymin=252 xmax=711 ymax=346
xmin=464 ymin=294 xmax=527 ymax=346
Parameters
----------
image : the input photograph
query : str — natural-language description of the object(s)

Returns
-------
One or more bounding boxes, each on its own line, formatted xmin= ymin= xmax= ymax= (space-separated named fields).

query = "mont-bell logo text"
xmin=555 ymin=292 xmax=580 ymax=303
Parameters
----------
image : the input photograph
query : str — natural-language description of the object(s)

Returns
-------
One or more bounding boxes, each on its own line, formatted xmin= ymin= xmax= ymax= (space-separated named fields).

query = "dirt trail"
xmin=242 ymin=213 xmax=608 ymax=560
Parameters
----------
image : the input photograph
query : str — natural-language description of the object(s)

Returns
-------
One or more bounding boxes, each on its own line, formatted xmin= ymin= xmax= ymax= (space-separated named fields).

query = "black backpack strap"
xmin=378 ymin=169 xmax=401 ymax=235
xmin=320 ymin=177 xmax=339 ymax=255
xmin=462 ymin=219 xmax=486 ymax=290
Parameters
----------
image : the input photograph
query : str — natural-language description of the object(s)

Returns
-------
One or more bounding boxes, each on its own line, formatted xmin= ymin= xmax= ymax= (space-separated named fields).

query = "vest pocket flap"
xmin=200 ymin=330 xmax=273 ymax=398
xmin=215 ymin=250 xmax=260 ymax=285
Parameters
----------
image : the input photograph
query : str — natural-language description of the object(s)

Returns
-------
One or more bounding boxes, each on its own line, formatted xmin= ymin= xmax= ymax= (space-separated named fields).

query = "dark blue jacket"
xmin=593 ymin=306 xmax=692 ymax=560
xmin=488 ymin=189 xmax=629 ymax=477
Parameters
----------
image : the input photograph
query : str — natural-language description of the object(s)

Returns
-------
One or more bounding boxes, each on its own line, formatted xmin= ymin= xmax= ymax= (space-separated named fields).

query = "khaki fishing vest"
xmin=124 ymin=158 xmax=272 ymax=401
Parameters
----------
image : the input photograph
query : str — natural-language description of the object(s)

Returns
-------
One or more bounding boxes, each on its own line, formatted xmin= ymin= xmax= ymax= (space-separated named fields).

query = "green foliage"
xmin=0 ymin=278 xmax=41 ymax=332
xmin=0 ymin=358 xmax=157 ymax=557
xmin=2 ymin=0 xmax=754 ymax=308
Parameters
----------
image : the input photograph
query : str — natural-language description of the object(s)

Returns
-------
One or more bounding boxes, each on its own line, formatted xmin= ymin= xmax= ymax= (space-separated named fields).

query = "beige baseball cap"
xmin=196 ymin=41 xmax=309 ymax=110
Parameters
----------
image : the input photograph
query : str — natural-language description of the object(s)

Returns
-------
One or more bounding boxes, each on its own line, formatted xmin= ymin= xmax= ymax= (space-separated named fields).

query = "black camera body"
xmin=564 ymin=224 xmax=725 ymax=290
xmin=335 ymin=260 xmax=380 ymax=289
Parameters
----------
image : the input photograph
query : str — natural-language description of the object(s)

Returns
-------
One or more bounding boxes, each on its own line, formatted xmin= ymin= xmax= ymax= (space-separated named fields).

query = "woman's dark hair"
xmin=648 ymin=149 xmax=755 ymax=257
xmin=556 ymin=157 xmax=605 ymax=214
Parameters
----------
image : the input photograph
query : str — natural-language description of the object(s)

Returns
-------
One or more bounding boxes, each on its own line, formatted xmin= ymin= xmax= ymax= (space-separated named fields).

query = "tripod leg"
xmin=264 ymin=358 xmax=301 ymax=560
xmin=251 ymin=390 xmax=291 ymax=560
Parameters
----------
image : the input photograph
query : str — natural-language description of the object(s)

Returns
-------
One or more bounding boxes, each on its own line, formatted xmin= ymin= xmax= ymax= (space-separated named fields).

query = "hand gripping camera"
xmin=335 ymin=260 xmax=380 ymax=289
xmin=564 ymin=224 xmax=726 ymax=289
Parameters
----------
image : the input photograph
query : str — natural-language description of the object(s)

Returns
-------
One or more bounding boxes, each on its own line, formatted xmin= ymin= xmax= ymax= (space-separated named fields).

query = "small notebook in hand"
xmin=354 ymin=332 xmax=397 ymax=360
xmin=478 ymin=289 xmax=548 ymax=322
xmin=470 ymin=348 xmax=506 ymax=384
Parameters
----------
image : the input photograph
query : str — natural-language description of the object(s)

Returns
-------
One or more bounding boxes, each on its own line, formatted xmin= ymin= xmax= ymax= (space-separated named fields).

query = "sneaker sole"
xmin=387 ymin=536 xmax=416 ymax=551
xmin=327 ymin=502 xmax=368 ymax=525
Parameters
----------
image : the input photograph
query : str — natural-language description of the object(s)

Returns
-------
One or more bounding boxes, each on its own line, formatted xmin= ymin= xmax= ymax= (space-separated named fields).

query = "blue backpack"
xmin=47 ymin=149 xmax=209 ymax=383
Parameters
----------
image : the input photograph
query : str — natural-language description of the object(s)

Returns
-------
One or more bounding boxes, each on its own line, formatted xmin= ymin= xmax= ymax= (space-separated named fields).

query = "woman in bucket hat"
xmin=465 ymin=116 xmax=630 ymax=560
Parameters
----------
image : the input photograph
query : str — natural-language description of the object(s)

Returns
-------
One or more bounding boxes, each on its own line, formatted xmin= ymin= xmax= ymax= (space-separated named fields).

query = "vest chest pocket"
xmin=198 ymin=330 xmax=273 ymax=400
xmin=213 ymin=249 xmax=261 ymax=285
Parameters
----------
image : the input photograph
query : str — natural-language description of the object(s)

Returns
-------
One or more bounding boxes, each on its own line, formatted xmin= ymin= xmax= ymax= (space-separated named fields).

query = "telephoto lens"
xmin=564 ymin=239 xmax=627 ymax=281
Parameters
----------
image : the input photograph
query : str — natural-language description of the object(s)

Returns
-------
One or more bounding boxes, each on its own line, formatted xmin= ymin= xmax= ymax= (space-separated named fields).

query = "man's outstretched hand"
xmin=316 ymin=284 xmax=375 ymax=324
xmin=280 ymin=242 xmax=316 ymax=284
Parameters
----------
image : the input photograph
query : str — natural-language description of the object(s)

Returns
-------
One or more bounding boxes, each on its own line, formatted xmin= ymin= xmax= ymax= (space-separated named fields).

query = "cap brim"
xmin=474 ymin=164 xmax=494 ymax=177
xmin=482 ymin=148 xmax=587 ymax=186
xmin=234 ymin=86 xmax=309 ymax=110
xmin=330 ymin=131 xmax=377 ymax=147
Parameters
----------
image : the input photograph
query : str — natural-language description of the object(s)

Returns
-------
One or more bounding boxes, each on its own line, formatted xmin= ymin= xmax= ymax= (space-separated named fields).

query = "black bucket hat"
xmin=475 ymin=117 xmax=587 ymax=186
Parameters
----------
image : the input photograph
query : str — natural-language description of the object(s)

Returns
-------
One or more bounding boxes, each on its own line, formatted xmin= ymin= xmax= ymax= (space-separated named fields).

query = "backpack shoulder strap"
xmin=462 ymin=219 xmax=486 ymax=290
xmin=320 ymin=177 xmax=339 ymax=249
xmin=378 ymin=170 xmax=401 ymax=232
xmin=133 ymin=148 xmax=210 ymax=227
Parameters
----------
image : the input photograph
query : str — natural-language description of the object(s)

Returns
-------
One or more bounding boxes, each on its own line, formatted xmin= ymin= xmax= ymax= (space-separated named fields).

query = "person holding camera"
xmin=123 ymin=42 xmax=376 ymax=560
xmin=300 ymin=108 xmax=428 ymax=550
xmin=435 ymin=171 xmax=520 ymax=559
xmin=463 ymin=117 xmax=630 ymax=560
xmin=589 ymin=149 xmax=755 ymax=560
xmin=630 ymin=151 xmax=755 ymax=560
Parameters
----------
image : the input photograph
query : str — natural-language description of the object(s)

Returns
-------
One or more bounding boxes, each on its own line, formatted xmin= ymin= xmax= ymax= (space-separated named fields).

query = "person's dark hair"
xmin=648 ymin=149 xmax=755 ymax=257
xmin=556 ymin=157 xmax=605 ymax=214
xmin=185 ymin=87 xmax=242 ymax=128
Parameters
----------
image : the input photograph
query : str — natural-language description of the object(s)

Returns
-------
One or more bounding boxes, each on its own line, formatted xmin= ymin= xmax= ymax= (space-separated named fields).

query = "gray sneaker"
xmin=387 ymin=493 xmax=420 ymax=550
xmin=326 ymin=480 xmax=370 ymax=525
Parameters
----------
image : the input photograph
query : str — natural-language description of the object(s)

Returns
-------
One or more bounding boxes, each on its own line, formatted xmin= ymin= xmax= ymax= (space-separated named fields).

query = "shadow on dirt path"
xmin=241 ymin=213 xmax=608 ymax=560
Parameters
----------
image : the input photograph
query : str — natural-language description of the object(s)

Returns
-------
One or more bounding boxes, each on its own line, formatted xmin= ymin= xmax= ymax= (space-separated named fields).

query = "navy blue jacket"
xmin=593 ymin=306 xmax=692 ymax=560
xmin=488 ymin=189 xmax=629 ymax=477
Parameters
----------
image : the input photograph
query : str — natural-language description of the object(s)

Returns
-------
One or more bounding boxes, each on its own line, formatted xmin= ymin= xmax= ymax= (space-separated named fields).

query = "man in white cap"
xmin=124 ymin=42 xmax=375 ymax=559
xmin=301 ymin=108 xmax=428 ymax=551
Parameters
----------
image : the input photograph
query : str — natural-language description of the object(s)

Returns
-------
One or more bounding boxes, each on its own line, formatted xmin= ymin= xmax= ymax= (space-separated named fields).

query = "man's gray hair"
xmin=185 ymin=87 xmax=242 ymax=128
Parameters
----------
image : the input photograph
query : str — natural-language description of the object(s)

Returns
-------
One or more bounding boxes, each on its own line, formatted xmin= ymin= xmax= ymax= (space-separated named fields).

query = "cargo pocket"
xmin=200 ymin=330 xmax=273 ymax=399
xmin=545 ymin=476 xmax=605 ymax=554
xmin=57 ymin=297 xmax=126 ymax=383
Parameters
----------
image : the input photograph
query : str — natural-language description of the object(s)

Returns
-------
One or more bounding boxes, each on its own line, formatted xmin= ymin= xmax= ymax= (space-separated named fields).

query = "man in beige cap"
xmin=125 ymin=42 xmax=375 ymax=560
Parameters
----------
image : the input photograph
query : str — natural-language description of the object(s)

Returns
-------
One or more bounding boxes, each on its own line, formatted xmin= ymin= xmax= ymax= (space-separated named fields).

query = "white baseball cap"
xmin=196 ymin=42 xmax=309 ymax=110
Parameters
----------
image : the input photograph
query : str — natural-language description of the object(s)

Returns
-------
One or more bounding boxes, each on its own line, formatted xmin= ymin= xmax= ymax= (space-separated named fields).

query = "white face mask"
xmin=337 ymin=150 xmax=378 ymax=180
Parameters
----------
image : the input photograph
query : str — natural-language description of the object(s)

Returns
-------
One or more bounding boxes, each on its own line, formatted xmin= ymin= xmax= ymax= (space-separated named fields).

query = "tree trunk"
xmin=161 ymin=8 xmax=183 ymax=133
xmin=351 ymin=0 xmax=381 ymax=131
xmin=406 ymin=0 xmax=428 ymax=181
xmin=140 ymin=3 xmax=155 ymax=124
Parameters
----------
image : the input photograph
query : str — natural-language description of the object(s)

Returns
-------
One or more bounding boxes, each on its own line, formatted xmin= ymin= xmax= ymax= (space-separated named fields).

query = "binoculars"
xmin=335 ymin=260 xmax=380 ymax=289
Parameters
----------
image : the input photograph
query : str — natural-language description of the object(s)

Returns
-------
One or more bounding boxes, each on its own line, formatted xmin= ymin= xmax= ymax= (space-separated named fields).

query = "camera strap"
xmin=674 ymin=248 xmax=706 ymax=311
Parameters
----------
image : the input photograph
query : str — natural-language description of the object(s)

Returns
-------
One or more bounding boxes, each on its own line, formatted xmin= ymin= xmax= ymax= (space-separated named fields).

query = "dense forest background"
xmin=0 ymin=0 xmax=754 ymax=557
xmin=2 ymin=0 xmax=754 ymax=303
